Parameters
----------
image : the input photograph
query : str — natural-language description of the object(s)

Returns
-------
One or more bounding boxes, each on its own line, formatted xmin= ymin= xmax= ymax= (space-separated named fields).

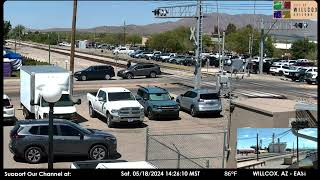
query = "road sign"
xmin=190 ymin=27 xmax=196 ymax=41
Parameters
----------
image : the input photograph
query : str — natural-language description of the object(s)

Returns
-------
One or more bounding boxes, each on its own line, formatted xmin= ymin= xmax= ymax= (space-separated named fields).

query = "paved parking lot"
xmin=3 ymin=83 xmax=229 ymax=169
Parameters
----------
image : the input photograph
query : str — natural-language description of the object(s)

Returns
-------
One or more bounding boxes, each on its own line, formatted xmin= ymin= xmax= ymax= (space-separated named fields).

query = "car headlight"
xmin=111 ymin=109 xmax=119 ymax=113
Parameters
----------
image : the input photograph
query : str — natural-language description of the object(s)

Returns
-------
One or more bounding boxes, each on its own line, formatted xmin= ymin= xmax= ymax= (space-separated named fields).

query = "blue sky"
xmin=237 ymin=128 xmax=318 ymax=150
xmin=4 ymin=1 xmax=273 ymax=29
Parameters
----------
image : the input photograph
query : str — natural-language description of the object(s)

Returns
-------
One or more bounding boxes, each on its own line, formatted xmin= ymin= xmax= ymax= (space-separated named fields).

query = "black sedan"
xmin=74 ymin=65 xmax=115 ymax=81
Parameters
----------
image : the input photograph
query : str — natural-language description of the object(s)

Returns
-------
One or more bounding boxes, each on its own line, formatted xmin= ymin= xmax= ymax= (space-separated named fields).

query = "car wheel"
xmin=89 ymin=104 xmax=96 ymax=118
xmin=89 ymin=145 xmax=107 ymax=160
xmin=24 ymin=147 xmax=43 ymax=164
xmin=150 ymin=72 xmax=157 ymax=78
xmin=147 ymin=108 xmax=154 ymax=120
xmin=105 ymin=74 xmax=111 ymax=80
xmin=106 ymin=113 xmax=114 ymax=128
xmin=81 ymin=75 xmax=87 ymax=81
xmin=190 ymin=106 xmax=197 ymax=117
xmin=126 ymin=73 xmax=133 ymax=79
xmin=279 ymin=71 xmax=283 ymax=76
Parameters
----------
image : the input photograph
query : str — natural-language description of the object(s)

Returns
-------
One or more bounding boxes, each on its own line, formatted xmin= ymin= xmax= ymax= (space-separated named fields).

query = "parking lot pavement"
xmin=3 ymin=86 xmax=228 ymax=169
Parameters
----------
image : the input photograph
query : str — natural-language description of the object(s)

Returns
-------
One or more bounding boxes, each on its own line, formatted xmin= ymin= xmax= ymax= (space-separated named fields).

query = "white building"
xmin=273 ymin=42 xmax=292 ymax=50
xmin=268 ymin=138 xmax=287 ymax=153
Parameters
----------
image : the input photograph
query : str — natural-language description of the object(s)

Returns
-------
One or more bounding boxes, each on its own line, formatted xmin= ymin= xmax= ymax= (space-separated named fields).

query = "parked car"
xmin=305 ymin=68 xmax=318 ymax=84
xmin=113 ymin=47 xmax=134 ymax=55
xmin=289 ymin=67 xmax=317 ymax=82
xmin=87 ymin=87 xmax=144 ymax=127
xmin=283 ymin=66 xmax=303 ymax=78
xmin=182 ymin=56 xmax=195 ymax=66
xmin=9 ymin=119 xmax=118 ymax=163
xmin=136 ymin=86 xmax=180 ymax=120
xmin=130 ymin=50 xmax=143 ymax=58
xmin=169 ymin=55 xmax=186 ymax=64
xmin=74 ymin=65 xmax=115 ymax=81
xmin=160 ymin=53 xmax=176 ymax=62
xmin=145 ymin=51 xmax=161 ymax=60
xmin=270 ymin=64 xmax=289 ymax=76
xmin=3 ymin=94 xmax=15 ymax=121
xmin=292 ymin=61 xmax=315 ymax=67
xmin=176 ymin=89 xmax=222 ymax=117
xmin=134 ymin=51 xmax=147 ymax=58
xmin=117 ymin=63 xmax=161 ymax=79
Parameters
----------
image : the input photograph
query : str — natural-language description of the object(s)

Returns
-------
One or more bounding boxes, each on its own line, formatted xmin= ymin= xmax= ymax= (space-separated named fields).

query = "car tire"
xmin=24 ymin=147 xmax=43 ymax=164
xmin=105 ymin=74 xmax=111 ymax=80
xmin=147 ymin=108 xmax=154 ymax=120
xmin=89 ymin=145 xmax=108 ymax=160
xmin=279 ymin=71 xmax=283 ymax=76
xmin=150 ymin=72 xmax=157 ymax=78
xmin=126 ymin=73 xmax=133 ymax=79
xmin=106 ymin=113 xmax=114 ymax=128
xmin=190 ymin=106 xmax=198 ymax=117
xmin=89 ymin=104 xmax=96 ymax=118
xmin=81 ymin=75 xmax=87 ymax=81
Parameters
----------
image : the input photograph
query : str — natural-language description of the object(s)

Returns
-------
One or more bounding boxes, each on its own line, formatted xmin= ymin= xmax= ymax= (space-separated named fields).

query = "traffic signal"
xmin=152 ymin=8 xmax=168 ymax=16
xmin=293 ymin=22 xmax=308 ymax=29
xmin=291 ymin=120 xmax=309 ymax=130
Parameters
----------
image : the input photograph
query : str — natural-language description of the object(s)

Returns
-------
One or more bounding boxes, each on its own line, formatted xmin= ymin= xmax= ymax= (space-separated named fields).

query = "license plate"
xmin=128 ymin=119 xmax=134 ymax=122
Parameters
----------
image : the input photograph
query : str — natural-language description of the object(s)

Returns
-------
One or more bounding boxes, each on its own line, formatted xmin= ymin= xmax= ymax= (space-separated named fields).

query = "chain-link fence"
xmin=145 ymin=128 xmax=227 ymax=169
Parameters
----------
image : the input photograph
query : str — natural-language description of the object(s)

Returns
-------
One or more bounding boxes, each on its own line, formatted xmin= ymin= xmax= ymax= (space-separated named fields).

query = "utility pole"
xmin=256 ymin=133 xmax=259 ymax=161
xmin=123 ymin=20 xmax=126 ymax=46
xmin=194 ymin=0 xmax=203 ymax=89
xmin=222 ymin=31 xmax=225 ymax=69
xmin=152 ymin=0 xmax=204 ymax=89
xmin=247 ymin=35 xmax=252 ymax=76
xmin=69 ymin=0 xmax=77 ymax=96
xmin=297 ymin=130 xmax=299 ymax=164
xmin=48 ymin=33 xmax=51 ymax=64
xmin=259 ymin=18 xmax=264 ymax=75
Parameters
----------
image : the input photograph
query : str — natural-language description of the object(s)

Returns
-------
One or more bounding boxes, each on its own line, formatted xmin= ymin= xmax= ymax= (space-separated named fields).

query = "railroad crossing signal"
xmin=190 ymin=27 xmax=196 ymax=44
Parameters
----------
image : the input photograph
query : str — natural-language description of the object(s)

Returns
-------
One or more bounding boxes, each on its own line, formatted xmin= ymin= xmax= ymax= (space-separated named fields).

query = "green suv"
xmin=136 ymin=86 xmax=180 ymax=120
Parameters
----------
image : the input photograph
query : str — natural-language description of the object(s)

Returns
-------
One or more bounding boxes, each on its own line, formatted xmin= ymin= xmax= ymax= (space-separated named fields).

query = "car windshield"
xmin=41 ymin=94 xmax=74 ymax=107
xmin=282 ymin=66 xmax=290 ymax=69
xmin=200 ymin=93 xmax=219 ymax=100
xmin=149 ymin=93 xmax=171 ymax=101
xmin=3 ymin=99 xmax=10 ymax=107
xmin=85 ymin=67 xmax=94 ymax=71
xmin=299 ymin=69 xmax=307 ymax=72
xmin=108 ymin=92 xmax=135 ymax=101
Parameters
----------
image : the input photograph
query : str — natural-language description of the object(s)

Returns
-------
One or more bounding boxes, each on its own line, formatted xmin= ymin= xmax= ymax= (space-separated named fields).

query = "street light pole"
xmin=256 ymin=133 xmax=259 ymax=161
xmin=48 ymin=103 xmax=54 ymax=169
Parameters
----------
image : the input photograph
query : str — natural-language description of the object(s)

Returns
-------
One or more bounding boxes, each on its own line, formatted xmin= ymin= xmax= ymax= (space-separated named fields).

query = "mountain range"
xmin=32 ymin=12 xmax=317 ymax=41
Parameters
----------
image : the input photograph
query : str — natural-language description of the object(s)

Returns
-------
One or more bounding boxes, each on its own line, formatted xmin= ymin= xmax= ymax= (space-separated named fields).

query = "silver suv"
xmin=9 ymin=119 xmax=117 ymax=164
xmin=176 ymin=89 xmax=222 ymax=117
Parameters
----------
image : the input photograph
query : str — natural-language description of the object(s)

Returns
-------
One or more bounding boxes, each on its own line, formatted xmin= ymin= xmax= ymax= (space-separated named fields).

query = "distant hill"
xmin=30 ymin=12 xmax=317 ymax=41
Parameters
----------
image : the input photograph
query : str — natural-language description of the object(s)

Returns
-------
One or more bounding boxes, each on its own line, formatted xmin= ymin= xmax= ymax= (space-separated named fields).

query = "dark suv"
xmin=117 ymin=63 xmax=161 ymax=79
xmin=74 ymin=65 xmax=115 ymax=81
xmin=136 ymin=86 xmax=179 ymax=120
xmin=9 ymin=119 xmax=117 ymax=164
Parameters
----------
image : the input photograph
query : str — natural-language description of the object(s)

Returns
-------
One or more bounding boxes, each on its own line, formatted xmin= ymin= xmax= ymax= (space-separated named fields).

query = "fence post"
xmin=222 ymin=129 xmax=227 ymax=168
xmin=206 ymin=160 xmax=210 ymax=168
xmin=177 ymin=152 xmax=181 ymax=169
xmin=145 ymin=127 xmax=149 ymax=161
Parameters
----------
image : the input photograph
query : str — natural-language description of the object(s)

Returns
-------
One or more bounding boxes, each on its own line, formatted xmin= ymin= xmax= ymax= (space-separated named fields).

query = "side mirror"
xmin=180 ymin=94 xmax=184 ymax=97
xmin=75 ymin=99 xmax=81 ymax=105
xmin=171 ymin=97 xmax=174 ymax=100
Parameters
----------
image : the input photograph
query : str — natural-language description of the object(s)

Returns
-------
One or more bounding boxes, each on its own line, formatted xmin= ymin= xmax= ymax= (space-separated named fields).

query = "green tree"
xmin=11 ymin=24 xmax=26 ymax=39
xmin=225 ymin=23 xmax=237 ymax=35
xmin=3 ymin=20 xmax=12 ymax=39
xmin=127 ymin=34 xmax=142 ymax=45
xmin=264 ymin=36 xmax=275 ymax=57
xmin=290 ymin=38 xmax=317 ymax=59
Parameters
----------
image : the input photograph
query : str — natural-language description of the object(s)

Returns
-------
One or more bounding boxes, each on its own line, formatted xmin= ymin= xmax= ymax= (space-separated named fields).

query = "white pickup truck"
xmin=87 ymin=87 xmax=144 ymax=127
xmin=112 ymin=47 xmax=134 ymax=55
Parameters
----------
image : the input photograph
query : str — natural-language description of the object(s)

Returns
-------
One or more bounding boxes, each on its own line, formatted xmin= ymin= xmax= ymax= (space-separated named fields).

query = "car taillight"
xmin=10 ymin=132 xmax=25 ymax=139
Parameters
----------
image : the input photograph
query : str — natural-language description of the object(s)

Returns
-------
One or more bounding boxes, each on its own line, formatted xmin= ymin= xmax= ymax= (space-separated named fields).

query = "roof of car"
xmin=139 ymin=86 xmax=167 ymax=94
xmin=16 ymin=119 xmax=76 ymax=125
xmin=100 ymin=87 xmax=131 ymax=93
xmin=192 ymin=89 xmax=219 ymax=94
